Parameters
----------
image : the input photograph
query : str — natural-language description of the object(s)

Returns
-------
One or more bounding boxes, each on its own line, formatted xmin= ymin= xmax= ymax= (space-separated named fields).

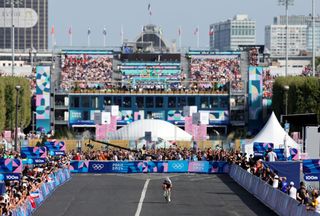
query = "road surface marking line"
xmin=135 ymin=178 xmax=150 ymax=216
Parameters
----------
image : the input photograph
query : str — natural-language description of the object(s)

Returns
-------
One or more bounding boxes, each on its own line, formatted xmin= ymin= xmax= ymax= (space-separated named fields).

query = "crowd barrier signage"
xmin=70 ymin=160 xmax=229 ymax=174
xmin=303 ymin=159 xmax=320 ymax=182
xmin=253 ymin=142 xmax=273 ymax=157
xmin=0 ymin=173 xmax=20 ymax=181
xmin=0 ymin=159 xmax=22 ymax=173
xmin=21 ymin=147 xmax=47 ymax=159
xmin=229 ymin=165 xmax=320 ymax=216
xmin=45 ymin=141 xmax=66 ymax=156
xmin=11 ymin=168 xmax=71 ymax=216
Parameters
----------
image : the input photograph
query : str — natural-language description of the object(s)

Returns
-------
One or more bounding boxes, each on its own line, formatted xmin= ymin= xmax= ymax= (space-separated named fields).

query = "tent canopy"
xmin=244 ymin=112 xmax=300 ymax=157
xmin=108 ymin=119 xmax=192 ymax=141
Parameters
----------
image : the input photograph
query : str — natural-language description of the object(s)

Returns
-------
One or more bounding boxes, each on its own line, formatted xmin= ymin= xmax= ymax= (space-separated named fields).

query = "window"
xmin=210 ymin=96 xmax=218 ymax=108
xmin=177 ymin=97 xmax=187 ymax=107
xmin=136 ymin=97 xmax=144 ymax=108
xmin=83 ymin=111 xmax=89 ymax=120
xmin=155 ymin=97 xmax=163 ymax=108
xmin=146 ymin=97 xmax=154 ymax=108
xmin=91 ymin=96 xmax=99 ymax=109
xmin=114 ymin=96 xmax=122 ymax=106
xmin=187 ymin=97 xmax=196 ymax=106
xmin=168 ymin=97 xmax=176 ymax=108
xmin=123 ymin=97 xmax=131 ymax=108
xmin=70 ymin=96 xmax=80 ymax=108
xmin=103 ymin=96 xmax=112 ymax=107
xmin=81 ymin=96 xmax=90 ymax=108
xmin=200 ymin=97 xmax=209 ymax=109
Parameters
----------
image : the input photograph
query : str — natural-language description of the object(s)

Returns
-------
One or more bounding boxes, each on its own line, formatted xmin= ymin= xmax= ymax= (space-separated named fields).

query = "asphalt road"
xmin=34 ymin=174 xmax=277 ymax=216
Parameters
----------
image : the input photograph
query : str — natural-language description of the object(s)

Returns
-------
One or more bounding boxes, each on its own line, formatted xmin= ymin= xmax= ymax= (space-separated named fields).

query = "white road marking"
xmin=134 ymin=178 xmax=150 ymax=216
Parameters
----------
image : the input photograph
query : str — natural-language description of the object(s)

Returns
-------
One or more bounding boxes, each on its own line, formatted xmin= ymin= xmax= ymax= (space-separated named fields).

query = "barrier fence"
xmin=229 ymin=164 xmax=320 ymax=216
xmin=69 ymin=160 xmax=230 ymax=174
xmin=11 ymin=168 xmax=71 ymax=216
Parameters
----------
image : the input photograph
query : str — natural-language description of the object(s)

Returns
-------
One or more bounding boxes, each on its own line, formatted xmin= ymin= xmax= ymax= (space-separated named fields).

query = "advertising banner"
xmin=208 ymin=162 xmax=230 ymax=173
xmin=167 ymin=161 xmax=189 ymax=173
xmin=36 ymin=66 xmax=51 ymax=134
xmin=274 ymin=149 xmax=285 ymax=161
xmin=248 ymin=66 xmax=263 ymax=121
xmin=21 ymin=147 xmax=47 ymax=159
xmin=303 ymin=159 xmax=320 ymax=174
xmin=0 ymin=159 xmax=22 ymax=173
xmin=70 ymin=160 xmax=230 ymax=174
xmin=45 ymin=141 xmax=66 ymax=156
xmin=0 ymin=173 xmax=21 ymax=181
xmin=69 ymin=161 xmax=89 ymax=173
xmin=253 ymin=142 xmax=274 ymax=157
xmin=188 ymin=161 xmax=210 ymax=173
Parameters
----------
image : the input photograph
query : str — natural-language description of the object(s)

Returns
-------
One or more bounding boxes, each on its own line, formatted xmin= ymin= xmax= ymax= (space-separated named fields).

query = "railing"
xmin=11 ymin=168 xmax=71 ymax=216
xmin=229 ymin=165 xmax=320 ymax=216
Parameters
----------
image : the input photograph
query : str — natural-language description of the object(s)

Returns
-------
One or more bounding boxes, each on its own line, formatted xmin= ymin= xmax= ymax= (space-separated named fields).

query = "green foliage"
xmin=0 ymin=77 xmax=32 ymax=133
xmin=272 ymin=76 xmax=320 ymax=123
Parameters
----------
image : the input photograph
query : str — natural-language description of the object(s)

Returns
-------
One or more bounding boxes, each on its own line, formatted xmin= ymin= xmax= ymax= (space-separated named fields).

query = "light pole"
xmin=283 ymin=85 xmax=290 ymax=116
xmin=278 ymin=0 xmax=294 ymax=77
xmin=14 ymin=85 xmax=21 ymax=151
xmin=32 ymin=111 xmax=36 ymax=134
xmin=6 ymin=0 xmax=22 ymax=77
xmin=312 ymin=0 xmax=316 ymax=76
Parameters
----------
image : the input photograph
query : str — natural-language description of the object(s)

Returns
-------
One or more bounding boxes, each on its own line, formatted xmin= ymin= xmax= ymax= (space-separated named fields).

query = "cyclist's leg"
xmin=167 ymin=188 xmax=171 ymax=202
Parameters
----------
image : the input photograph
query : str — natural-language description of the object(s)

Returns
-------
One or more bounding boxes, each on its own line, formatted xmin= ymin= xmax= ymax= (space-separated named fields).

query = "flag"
xmin=51 ymin=25 xmax=55 ymax=35
xmin=209 ymin=28 xmax=214 ymax=36
xmin=30 ymin=191 xmax=40 ymax=199
xmin=193 ymin=27 xmax=199 ymax=36
xmin=29 ymin=196 xmax=36 ymax=209
xmin=68 ymin=26 xmax=72 ymax=35
xmin=87 ymin=27 xmax=91 ymax=35
xmin=148 ymin=3 xmax=152 ymax=16
xmin=103 ymin=27 xmax=107 ymax=36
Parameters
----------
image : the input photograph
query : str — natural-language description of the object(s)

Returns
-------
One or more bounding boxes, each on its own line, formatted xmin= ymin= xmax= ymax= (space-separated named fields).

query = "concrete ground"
xmin=34 ymin=173 xmax=277 ymax=216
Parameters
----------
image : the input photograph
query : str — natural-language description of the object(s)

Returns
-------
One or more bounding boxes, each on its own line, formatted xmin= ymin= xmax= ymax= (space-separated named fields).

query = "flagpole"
xmin=87 ymin=28 xmax=90 ymax=47
xmin=121 ymin=25 xmax=124 ymax=45
xmin=179 ymin=26 xmax=182 ymax=51
xmin=159 ymin=27 xmax=162 ymax=52
xmin=197 ymin=25 xmax=200 ymax=49
xmin=103 ymin=35 xmax=106 ymax=47
xmin=69 ymin=27 xmax=73 ymax=47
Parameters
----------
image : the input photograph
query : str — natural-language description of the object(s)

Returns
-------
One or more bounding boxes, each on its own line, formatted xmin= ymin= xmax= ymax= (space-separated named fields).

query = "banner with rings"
xmin=71 ymin=160 xmax=229 ymax=174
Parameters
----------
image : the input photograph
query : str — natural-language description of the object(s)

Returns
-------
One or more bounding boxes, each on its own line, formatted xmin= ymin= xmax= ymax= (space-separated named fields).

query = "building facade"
xmin=209 ymin=15 xmax=256 ymax=51
xmin=266 ymin=15 xmax=320 ymax=56
xmin=0 ymin=0 xmax=48 ymax=51
xmin=265 ymin=25 xmax=307 ymax=56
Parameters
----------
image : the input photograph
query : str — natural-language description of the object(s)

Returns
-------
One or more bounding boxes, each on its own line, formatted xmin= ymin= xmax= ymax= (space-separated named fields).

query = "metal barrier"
xmin=229 ymin=165 xmax=320 ymax=216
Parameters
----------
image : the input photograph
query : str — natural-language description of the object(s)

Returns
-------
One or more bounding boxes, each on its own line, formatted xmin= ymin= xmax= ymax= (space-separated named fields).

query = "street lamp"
xmin=32 ymin=111 xmax=36 ymax=134
xmin=6 ymin=0 xmax=23 ymax=77
xmin=14 ymin=85 xmax=21 ymax=151
xmin=283 ymin=85 xmax=290 ymax=116
xmin=278 ymin=0 xmax=294 ymax=77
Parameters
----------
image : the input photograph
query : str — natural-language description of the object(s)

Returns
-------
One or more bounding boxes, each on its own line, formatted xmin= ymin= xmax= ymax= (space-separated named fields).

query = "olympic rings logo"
xmin=172 ymin=163 xmax=184 ymax=169
xmin=92 ymin=164 xmax=104 ymax=170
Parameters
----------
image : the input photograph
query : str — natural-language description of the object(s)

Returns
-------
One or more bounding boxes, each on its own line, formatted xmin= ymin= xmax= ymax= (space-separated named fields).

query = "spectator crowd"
xmin=0 ymin=150 xmax=69 ymax=215
xmin=60 ymin=54 xmax=113 ymax=91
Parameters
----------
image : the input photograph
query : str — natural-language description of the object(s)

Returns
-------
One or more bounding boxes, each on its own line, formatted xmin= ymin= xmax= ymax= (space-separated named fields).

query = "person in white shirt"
xmin=272 ymin=171 xmax=279 ymax=189
xmin=267 ymin=148 xmax=277 ymax=162
xmin=287 ymin=182 xmax=297 ymax=200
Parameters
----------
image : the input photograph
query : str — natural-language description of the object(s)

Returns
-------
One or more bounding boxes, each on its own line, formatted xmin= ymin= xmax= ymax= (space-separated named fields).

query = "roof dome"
xmin=108 ymin=119 xmax=192 ymax=141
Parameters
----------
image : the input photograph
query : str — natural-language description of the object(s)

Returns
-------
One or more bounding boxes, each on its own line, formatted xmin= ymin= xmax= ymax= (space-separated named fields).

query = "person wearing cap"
xmin=287 ymin=181 xmax=297 ymax=200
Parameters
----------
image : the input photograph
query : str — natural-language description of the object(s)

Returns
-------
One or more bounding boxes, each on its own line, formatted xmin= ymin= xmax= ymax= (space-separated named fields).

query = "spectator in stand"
xmin=287 ymin=181 xmax=297 ymax=200
xmin=297 ymin=181 xmax=309 ymax=204
xmin=280 ymin=177 xmax=288 ymax=193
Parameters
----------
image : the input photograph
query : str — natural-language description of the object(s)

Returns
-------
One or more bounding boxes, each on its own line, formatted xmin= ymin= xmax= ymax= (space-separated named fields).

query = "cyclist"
xmin=162 ymin=177 xmax=172 ymax=202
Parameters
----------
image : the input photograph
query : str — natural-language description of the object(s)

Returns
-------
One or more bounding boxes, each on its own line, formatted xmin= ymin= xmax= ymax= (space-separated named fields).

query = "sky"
xmin=49 ymin=0 xmax=315 ymax=49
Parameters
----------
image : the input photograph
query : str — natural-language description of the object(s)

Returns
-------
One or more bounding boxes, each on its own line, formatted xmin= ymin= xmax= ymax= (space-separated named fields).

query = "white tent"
xmin=244 ymin=112 xmax=300 ymax=157
xmin=108 ymin=119 xmax=192 ymax=141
